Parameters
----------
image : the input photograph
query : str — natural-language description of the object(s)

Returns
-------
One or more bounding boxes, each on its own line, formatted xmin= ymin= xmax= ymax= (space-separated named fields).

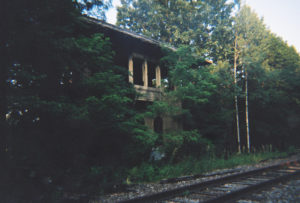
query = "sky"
xmin=106 ymin=0 xmax=121 ymax=24
xmin=245 ymin=0 xmax=300 ymax=53
xmin=106 ymin=0 xmax=300 ymax=53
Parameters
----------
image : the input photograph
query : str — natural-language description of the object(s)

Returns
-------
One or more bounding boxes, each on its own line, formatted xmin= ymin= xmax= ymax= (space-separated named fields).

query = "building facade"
xmin=83 ymin=16 xmax=181 ymax=133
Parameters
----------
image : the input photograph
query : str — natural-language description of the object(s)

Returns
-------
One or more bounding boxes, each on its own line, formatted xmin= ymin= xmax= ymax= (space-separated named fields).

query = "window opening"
xmin=148 ymin=61 xmax=156 ymax=87
xmin=133 ymin=58 xmax=144 ymax=85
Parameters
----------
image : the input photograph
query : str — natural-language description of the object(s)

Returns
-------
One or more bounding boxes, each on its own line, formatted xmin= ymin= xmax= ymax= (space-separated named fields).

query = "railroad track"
xmin=120 ymin=158 xmax=300 ymax=203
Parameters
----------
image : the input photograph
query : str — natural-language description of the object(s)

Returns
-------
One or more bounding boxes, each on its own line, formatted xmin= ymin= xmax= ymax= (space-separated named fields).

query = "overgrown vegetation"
xmin=127 ymin=151 xmax=288 ymax=183
xmin=1 ymin=0 xmax=299 ymax=202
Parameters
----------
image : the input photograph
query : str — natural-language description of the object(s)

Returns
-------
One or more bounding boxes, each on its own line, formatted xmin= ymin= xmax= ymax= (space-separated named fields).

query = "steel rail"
xmin=203 ymin=166 xmax=300 ymax=203
xmin=119 ymin=158 xmax=300 ymax=203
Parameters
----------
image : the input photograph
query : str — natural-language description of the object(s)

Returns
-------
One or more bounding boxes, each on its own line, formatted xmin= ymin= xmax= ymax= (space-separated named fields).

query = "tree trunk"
xmin=234 ymin=34 xmax=241 ymax=153
xmin=244 ymin=65 xmax=250 ymax=153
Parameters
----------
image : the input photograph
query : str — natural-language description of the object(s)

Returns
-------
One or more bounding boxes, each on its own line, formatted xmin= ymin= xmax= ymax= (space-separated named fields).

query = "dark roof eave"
xmin=81 ymin=16 xmax=176 ymax=51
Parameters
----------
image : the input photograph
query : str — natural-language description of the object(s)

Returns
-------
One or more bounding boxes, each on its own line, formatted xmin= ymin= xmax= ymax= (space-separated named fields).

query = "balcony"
xmin=134 ymin=85 xmax=162 ymax=101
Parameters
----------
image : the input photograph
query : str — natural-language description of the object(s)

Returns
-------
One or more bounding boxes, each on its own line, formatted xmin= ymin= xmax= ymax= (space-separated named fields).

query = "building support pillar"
xmin=155 ymin=65 xmax=161 ymax=87
xmin=143 ymin=60 xmax=148 ymax=87
xmin=128 ymin=56 xmax=133 ymax=83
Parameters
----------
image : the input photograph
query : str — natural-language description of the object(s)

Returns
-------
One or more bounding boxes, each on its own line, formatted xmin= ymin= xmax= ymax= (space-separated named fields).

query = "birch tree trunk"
xmin=234 ymin=35 xmax=241 ymax=154
xmin=244 ymin=65 xmax=250 ymax=153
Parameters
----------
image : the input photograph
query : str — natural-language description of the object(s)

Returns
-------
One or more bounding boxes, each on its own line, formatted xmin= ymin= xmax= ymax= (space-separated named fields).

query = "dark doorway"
xmin=154 ymin=116 xmax=163 ymax=134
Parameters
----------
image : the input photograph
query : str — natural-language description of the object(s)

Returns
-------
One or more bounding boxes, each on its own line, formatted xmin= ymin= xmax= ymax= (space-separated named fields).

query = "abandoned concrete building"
xmin=82 ymin=16 xmax=181 ymax=133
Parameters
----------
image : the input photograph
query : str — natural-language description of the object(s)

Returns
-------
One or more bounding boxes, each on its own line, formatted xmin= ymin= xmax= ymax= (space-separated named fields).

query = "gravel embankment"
xmin=91 ymin=154 xmax=300 ymax=203
xmin=237 ymin=178 xmax=300 ymax=203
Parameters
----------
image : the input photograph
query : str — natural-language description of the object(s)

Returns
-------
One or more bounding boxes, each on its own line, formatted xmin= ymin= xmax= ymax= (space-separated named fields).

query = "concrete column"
xmin=155 ymin=65 xmax=161 ymax=87
xmin=144 ymin=117 xmax=154 ymax=130
xmin=143 ymin=60 xmax=148 ymax=87
xmin=128 ymin=56 xmax=133 ymax=83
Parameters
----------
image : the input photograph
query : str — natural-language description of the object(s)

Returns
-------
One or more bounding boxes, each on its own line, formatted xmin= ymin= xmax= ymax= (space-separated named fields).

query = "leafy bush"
xmin=128 ymin=163 xmax=156 ymax=182
xmin=161 ymin=130 xmax=214 ymax=162
xmin=126 ymin=151 xmax=288 ymax=183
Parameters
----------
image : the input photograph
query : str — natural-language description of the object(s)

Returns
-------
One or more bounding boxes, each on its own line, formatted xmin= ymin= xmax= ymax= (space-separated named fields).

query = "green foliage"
xmin=287 ymin=146 xmax=296 ymax=155
xmin=0 ymin=0 xmax=146 ymax=201
xmin=1 ymin=0 xmax=300 ymax=200
xmin=117 ymin=0 xmax=239 ymax=60
xmin=128 ymin=163 xmax=156 ymax=182
xmin=161 ymin=130 xmax=214 ymax=159
xmin=76 ymin=0 xmax=112 ymax=19
xmin=129 ymin=127 xmax=158 ymax=161
xmin=160 ymin=46 xmax=235 ymax=153
xmin=145 ymin=100 xmax=182 ymax=118
xmin=161 ymin=46 xmax=217 ymax=104
xmin=117 ymin=0 xmax=300 ymax=155
xmin=232 ymin=6 xmax=300 ymax=149
xmin=127 ymin=151 xmax=287 ymax=183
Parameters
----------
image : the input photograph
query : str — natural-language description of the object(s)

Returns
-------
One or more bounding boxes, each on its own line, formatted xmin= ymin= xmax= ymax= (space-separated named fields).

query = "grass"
xmin=127 ymin=151 xmax=288 ymax=183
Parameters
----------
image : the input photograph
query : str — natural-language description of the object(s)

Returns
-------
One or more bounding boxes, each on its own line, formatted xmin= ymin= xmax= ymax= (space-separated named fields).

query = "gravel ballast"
xmin=237 ymin=178 xmax=300 ymax=203
xmin=91 ymin=154 xmax=300 ymax=203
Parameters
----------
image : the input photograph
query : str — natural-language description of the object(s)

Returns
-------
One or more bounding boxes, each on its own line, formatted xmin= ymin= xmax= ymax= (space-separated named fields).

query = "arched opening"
xmin=154 ymin=116 xmax=163 ymax=134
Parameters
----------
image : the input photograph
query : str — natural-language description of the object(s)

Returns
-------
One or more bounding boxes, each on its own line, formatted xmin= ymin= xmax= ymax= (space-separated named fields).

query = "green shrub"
xmin=287 ymin=145 xmax=296 ymax=154
xmin=128 ymin=163 xmax=156 ymax=182
xmin=161 ymin=130 xmax=214 ymax=162
xmin=126 ymin=151 xmax=288 ymax=183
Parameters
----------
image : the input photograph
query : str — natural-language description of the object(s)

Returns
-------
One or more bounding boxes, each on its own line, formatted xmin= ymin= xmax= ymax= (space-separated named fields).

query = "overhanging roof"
xmin=81 ymin=16 xmax=176 ymax=50
xmin=80 ymin=16 xmax=211 ymax=64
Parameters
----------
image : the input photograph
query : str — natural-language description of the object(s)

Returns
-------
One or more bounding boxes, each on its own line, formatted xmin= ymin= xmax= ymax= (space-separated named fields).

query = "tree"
xmin=234 ymin=5 xmax=269 ymax=152
xmin=159 ymin=46 xmax=223 ymax=154
xmin=161 ymin=46 xmax=216 ymax=104
xmin=233 ymin=33 xmax=241 ymax=153
xmin=256 ymin=33 xmax=300 ymax=149
xmin=0 ymin=0 xmax=145 ymax=201
xmin=117 ymin=0 xmax=239 ymax=60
